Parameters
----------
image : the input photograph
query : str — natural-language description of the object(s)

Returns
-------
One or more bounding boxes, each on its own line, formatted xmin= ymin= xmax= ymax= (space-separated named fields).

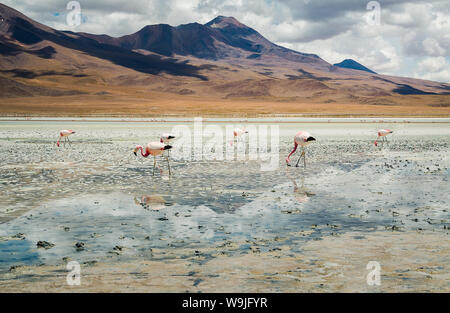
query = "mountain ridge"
xmin=75 ymin=15 xmax=327 ymax=68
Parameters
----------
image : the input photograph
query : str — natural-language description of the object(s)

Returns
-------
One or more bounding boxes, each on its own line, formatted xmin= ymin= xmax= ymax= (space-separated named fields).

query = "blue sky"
xmin=3 ymin=0 xmax=449 ymax=82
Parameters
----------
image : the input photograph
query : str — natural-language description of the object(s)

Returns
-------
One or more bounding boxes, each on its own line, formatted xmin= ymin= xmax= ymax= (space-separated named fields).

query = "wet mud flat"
xmin=1 ymin=231 xmax=449 ymax=292
xmin=0 ymin=120 xmax=449 ymax=292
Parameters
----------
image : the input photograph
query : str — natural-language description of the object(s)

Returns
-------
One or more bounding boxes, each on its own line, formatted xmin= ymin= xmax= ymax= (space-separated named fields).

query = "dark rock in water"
xmin=386 ymin=225 xmax=401 ymax=231
xmin=193 ymin=278 xmax=202 ymax=287
xmin=113 ymin=245 xmax=123 ymax=251
xmin=75 ymin=242 xmax=85 ymax=251
xmin=12 ymin=233 xmax=25 ymax=240
xmin=9 ymin=265 xmax=24 ymax=272
xmin=37 ymin=240 xmax=54 ymax=249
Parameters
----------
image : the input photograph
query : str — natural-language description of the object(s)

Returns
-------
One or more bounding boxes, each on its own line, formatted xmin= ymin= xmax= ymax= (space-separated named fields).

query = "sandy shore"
xmin=1 ymin=230 xmax=448 ymax=292
xmin=1 ymin=94 xmax=450 ymax=118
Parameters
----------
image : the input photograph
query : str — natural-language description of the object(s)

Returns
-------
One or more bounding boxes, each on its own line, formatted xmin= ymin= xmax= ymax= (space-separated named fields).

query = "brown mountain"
xmin=0 ymin=3 xmax=449 ymax=117
xmin=79 ymin=16 xmax=328 ymax=69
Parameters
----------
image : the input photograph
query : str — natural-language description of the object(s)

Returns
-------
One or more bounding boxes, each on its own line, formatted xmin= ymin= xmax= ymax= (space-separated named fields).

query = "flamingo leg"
xmin=67 ymin=137 xmax=71 ymax=146
xmin=295 ymin=148 xmax=305 ymax=168
xmin=153 ymin=156 xmax=156 ymax=176
xmin=166 ymin=155 xmax=171 ymax=177
xmin=295 ymin=152 xmax=301 ymax=167
xmin=303 ymin=148 xmax=306 ymax=169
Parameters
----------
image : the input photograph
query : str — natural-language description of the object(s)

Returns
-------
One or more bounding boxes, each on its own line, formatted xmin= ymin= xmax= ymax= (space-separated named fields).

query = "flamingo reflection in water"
xmin=285 ymin=167 xmax=315 ymax=204
xmin=134 ymin=195 xmax=166 ymax=211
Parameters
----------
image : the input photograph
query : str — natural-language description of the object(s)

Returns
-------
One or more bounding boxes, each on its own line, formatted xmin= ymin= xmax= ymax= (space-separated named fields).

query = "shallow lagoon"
xmin=0 ymin=119 xmax=449 ymax=274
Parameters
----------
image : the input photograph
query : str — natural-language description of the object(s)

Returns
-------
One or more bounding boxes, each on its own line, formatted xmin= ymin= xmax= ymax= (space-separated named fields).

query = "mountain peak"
xmin=205 ymin=16 xmax=246 ymax=29
xmin=334 ymin=59 xmax=377 ymax=74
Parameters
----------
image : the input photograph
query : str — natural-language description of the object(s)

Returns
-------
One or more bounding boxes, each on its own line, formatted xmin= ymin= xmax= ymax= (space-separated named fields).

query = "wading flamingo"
xmin=160 ymin=133 xmax=175 ymax=158
xmin=374 ymin=129 xmax=393 ymax=147
xmin=160 ymin=133 xmax=175 ymax=144
xmin=230 ymin=127 xmax=248 ymax=145
xmin=286 ymin=131 xmax=316 ymax=168
xmin=133 ymin=142 xmax=173 ymax=176
xmin=56 ymin=130 xmax=75 ymax=147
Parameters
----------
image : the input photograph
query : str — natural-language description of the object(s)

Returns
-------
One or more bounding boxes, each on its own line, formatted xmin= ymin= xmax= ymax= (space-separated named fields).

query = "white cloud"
xmin=414 ymin=56 xmax=450 ymax=82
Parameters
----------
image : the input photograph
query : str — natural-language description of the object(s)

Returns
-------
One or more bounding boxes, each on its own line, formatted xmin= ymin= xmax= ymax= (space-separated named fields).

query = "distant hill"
xmin=334 ymin=59 xmax=377 ymax=74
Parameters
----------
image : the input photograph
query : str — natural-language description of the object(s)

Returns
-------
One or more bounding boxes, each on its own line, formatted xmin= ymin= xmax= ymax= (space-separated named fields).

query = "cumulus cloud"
xmin=1 ymin=0 xmax=449 ymax=82
xmin=414 ymin=56 xmax=450 ymax=83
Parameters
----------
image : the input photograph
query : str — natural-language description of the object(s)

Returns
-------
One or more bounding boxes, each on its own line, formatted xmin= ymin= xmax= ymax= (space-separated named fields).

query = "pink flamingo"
xmin=229 ymin=127 xmax=248 ymax=145
xmin=133 ymin=142 xmax=173 ymax=176
xmin=374 ymin=129 xmax=393 ymax=146
xmin=286 ymin=131 xmax=316 ymax=168
xmin=160 ymin=133 xmax=175 ymax=158
xmin=160 ymin=133 xmax=175 ymax=144
xmin=56 ymin=129 xmax=75 ymax=147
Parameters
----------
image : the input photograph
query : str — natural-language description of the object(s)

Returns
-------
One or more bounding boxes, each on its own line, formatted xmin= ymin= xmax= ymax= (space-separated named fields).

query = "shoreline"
xmin=1 ymin=116 xmax=450 ymax=123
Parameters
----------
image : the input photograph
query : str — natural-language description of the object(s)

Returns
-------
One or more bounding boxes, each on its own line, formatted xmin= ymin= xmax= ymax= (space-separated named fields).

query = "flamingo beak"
xmin=133 ymin=148 xmax=138 ymax=156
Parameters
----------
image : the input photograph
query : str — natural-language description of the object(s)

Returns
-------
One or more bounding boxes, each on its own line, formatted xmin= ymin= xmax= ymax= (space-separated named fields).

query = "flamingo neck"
xmin=286 ymin=142 xmax=298 ymax=162
xmin=139 ymin=146 xmax=150 ymax=157
xmin=374 ymin=136 xmax=380 ymax=146
xmin=288 ymin=143 xmax=298 ymax=157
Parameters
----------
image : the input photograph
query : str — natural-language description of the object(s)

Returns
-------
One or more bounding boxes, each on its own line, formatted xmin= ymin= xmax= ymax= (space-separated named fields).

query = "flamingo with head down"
xmin=56 ymin=129 xmax=75 ymax=147
xmin=374 ymin=129 xmax=393 ymax=147
xmin=229 ymin=127 xmax=248 ymax=145
xmin=133 ymin=142 xmax=173 ymax=176
xmin=286 ymin=131 xmax=316 ymax=168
